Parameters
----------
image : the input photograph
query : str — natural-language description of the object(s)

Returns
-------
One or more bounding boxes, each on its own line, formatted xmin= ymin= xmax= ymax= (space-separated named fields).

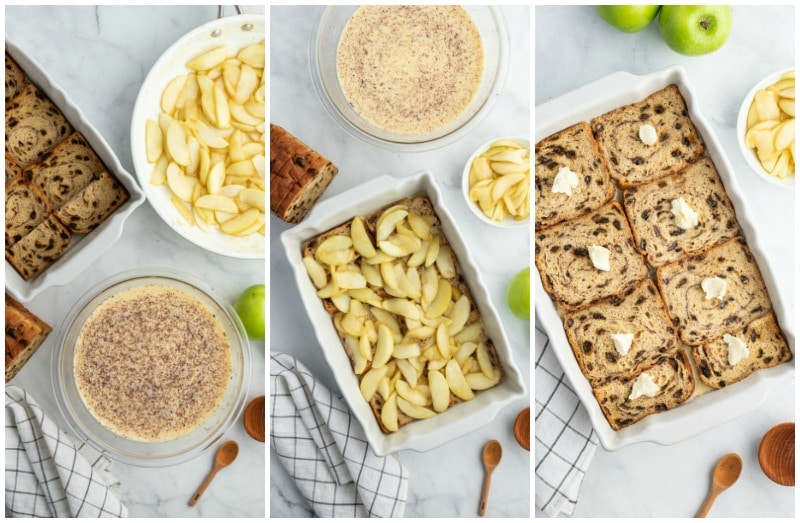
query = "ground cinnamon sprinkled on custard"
xmin=74 ymin=285 xmax=231 ymax=442
xmin=336 ymin=5 xmax=484 ymax=135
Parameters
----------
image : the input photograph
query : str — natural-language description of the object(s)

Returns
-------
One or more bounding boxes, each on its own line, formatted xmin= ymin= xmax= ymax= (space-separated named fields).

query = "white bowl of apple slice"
xmin=737 ymin=68 xmax=794 ymax=189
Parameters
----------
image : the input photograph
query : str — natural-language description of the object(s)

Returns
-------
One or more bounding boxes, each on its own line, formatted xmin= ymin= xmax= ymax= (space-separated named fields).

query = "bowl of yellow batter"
xmin=311 ymin=5 xmax=509 ymax=151
xmin=52 ymin=268 xmax=251 ymax=467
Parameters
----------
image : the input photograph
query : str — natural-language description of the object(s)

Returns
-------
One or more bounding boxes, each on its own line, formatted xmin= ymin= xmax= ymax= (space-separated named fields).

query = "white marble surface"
xmin=6 ymin=5 xmax=265 ymax=518
xmin=535 ymin=6 xmax=795 ymax=518
xmin=269 ymin=5 xmax=531 ymax=518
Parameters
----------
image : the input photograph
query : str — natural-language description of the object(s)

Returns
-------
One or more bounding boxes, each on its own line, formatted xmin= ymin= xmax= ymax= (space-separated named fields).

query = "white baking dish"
xmin=281 ymin=171 xmax=527 ymax=456
xmin=535 ymin=66 xmax=795 ymax=451
xmin=5 ymin=40 xmax=146 ymax=303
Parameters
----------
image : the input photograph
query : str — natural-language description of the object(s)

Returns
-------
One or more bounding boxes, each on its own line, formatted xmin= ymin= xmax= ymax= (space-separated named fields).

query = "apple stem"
xmin=700 ymin=19 xmax=710 ymax=31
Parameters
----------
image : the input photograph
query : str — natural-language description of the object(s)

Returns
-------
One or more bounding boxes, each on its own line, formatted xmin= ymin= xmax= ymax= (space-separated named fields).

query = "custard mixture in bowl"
xmin=53 ymin=269 xmax=250 ymax=467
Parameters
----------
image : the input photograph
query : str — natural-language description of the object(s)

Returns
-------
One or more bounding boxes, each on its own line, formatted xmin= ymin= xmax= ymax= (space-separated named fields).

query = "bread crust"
xmin=5 ymin=293 xmax=51 ymax=382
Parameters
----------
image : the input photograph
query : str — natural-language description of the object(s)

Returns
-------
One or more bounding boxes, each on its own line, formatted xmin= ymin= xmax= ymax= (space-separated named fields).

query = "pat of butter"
xmin=610 ymin=332 xmax=634 ymax=356
xmin=723 ymin=334 xmax=749 ymax=366
xmin=628 ymin=372 xmax=660 ymax=400
xmin=552 ymin=166 xmax=579 ymax=196
xmin=588 ymin=245 xmax=611 ymax=272
xmin=701 ymin=277 xmax=727 ymax=300
xmin=639 ymin=124 xmax=658 ymax=146
xmin=671 ymin=197 xmax=699 ymax=229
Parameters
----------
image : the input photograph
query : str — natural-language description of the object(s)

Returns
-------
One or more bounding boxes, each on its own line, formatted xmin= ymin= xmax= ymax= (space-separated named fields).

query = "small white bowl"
xmin=736 ymin=68 xmax=795 ymax=189
xmin=461 ymin=136 xmax=530 ymax=228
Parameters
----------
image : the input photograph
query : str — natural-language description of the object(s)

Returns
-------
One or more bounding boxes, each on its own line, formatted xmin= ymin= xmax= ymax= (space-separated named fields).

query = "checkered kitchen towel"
xmin=5 ymin=386 xmax=127 ymax=518
xmin=270 ymin=352 xmax=408 ymax=518
xmin=535 ymin=319 xmax=598 ymax=517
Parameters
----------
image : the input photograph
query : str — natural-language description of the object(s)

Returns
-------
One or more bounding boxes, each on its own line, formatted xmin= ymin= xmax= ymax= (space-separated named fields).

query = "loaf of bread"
xmin=535 ymin=201 xmax=649 ymax=311
xmin=692 ymin=314 xmax=791 ymax=389
xmin=656 ymin=237 xmax=772 ymax=346
xmin=535 ymin=122 xmax=615 ymax=229
xmin=303 ymin=195 xmax=503 ymax=433
xmin=591 ymin=85 xmax=705 ymax=188
xmin=593 ymin=350 xmax=695 ymax=430
xmin=5 ymin=83 xmax=72 ymax=168
xmin=5 ymin=179 xmax=51 ymax=248
xmin=563 ymin=280 xmax=678 ymax=386
xmin=5 ymin=293 xmax=51 ymax=382
xmin=270 ymin=124 xmax=338 ymax=224
xmin=623 ymin=157 xmax=740 ymax=266
xmin=5 ymin=214 xmax=71 ymax=281
xmin=5 ymin=153 xmax=23 ymax=186
xmin=5 ymin=53 xmax=26 ymax=105
xmin=25 ymin=131 xmax=106 ymax=209
xmin=54 ymin=170 xmax=128 ymax=234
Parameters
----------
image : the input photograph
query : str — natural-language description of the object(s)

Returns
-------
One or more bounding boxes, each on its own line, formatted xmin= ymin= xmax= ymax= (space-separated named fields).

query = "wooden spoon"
xmin=189 ymin=440 xmax=239 ymax=507
xmin=758 ymin=422 xmax=795 ymax=486
xmin=695 ymin=453 xmax=743 ymax=517
xmin=243 ymin=395 xmax=265 ymax=442
xmin=514 ymin=406 xmax=530 ymax=451
xmin=478 ymin=439 xmax=502 ymax=517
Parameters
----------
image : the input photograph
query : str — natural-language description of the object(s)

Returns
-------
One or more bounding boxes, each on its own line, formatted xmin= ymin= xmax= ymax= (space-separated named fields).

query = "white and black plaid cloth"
xmin=535 ymin=319 xmax=598 ymax=517
xmin=5 ymin=386 xmax=127 ymax=518
xmin=270 ymin=352 xmax=409 ymax=518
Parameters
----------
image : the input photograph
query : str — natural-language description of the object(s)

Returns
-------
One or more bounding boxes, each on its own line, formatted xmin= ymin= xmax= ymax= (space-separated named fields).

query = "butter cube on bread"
xmin=270 ymin=124 xmax=338 ymax=224
xmin=5 ymin=293 xmax=51 ymax=382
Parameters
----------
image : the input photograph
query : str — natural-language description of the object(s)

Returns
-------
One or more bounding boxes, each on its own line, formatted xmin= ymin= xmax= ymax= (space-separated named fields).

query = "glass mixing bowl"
xmin=310 ymin=5 xmax=509 ymax=152
xmin=52 ymin=268 xmax=251 ymax=467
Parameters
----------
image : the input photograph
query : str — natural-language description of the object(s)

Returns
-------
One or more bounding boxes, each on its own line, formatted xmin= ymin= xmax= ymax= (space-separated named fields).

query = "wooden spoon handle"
xmin=695 ymin=489 xmax=719 ymax=518
xmin=189 ymin=467 xmax=220 ymax=507
xmin=478 ymin=469 xmax=494 ymax=517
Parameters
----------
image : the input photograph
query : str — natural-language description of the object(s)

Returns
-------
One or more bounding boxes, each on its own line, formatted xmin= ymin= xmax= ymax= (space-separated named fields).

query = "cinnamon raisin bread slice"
xmin=534 ymin=201 xmax=649 ymax=311
xmin=5 ymin=179 xmax=51 ymax=247
xmin=563 ymin=280 xmax=678 ymax=386
xmin=6 ymin=153 xmax=23 ymax=185
xmin=535 ymin=122 xmax=614 ymax=229
xmin=590 ymin=85 xmax=705 ymax=188
xmin=25 ymin=132 xmax=105 ymax=209
xmin=622 ymin=157 xmax=740 ymax=266
xmin=5 ymin=214 xmax=71 ymax=281
xmin=693 ymin=314 xmax=791 ymax=389
xmin=5 ymin=53 xmax=25 ymax=105
xmin=656 ymin=237 xmax=772 ymax=346
xmin=5 ymin=293 xmax=52 ymax=382
xmin=5 ymin=83 xmax=72 ymax=168
xmin=593 ymin=350 xmax=695 ymax=431
xmin=54 ymin=171 xmax=129 ymax=234
xmin=270 ymin=124 xmax=338 ymax=224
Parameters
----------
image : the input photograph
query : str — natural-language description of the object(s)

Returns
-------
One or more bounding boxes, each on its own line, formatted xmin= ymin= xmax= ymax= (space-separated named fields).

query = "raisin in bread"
xmin=25 ymin=131 xmax=106 ymax=209
xmin=5 ymin=293 xmax=51 ymax=382
xmin=54 ymin=171 xmax=128 ymax=234
xmin=270 ymin=124 xmax=338 ymax=224
xmin=5 ymin=83 xmax=72 ymax=168
xmin=590 ymin=85 xmax=705 ymax=188
xmin=534 ymin=201 xmax=649 ymax=311
xmin=5 ymin=53 xmax=25 ymax=105
xmin=535 ymin=122 xmax=614 ymax=229
xmin=5 ymin=153 xmax=23 ymax=186
xmin=693 ymin=314 xmax=791 ymax=389
xmin=593 ymin=350 xmax=695 ymax=431
xmin=563 ymin=280 xmax=678 ymax=386
xmin=623 ymin=157 xmax=740 ymax=266
xmin=5 ymin=214 xmax=71 ymax=281
xmin=656 ymin=237 xmax=772 ymax=346
xmin=5 ymin=179 xmax=51 ymax=248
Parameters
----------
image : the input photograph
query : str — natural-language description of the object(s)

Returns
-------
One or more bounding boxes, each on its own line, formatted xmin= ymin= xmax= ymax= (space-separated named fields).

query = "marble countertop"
xmin=6 ymin=5 xmax=265 ymax=518
xmin=536 ymin=6 xmax=794 ymax=518
xmin=269 ymin=5 xmax=531 ymax=518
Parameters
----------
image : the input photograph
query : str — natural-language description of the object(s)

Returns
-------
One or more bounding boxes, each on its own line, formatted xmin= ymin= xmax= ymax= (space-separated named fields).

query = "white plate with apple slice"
xmin=131 ymin=13 xmax=265 ymax=259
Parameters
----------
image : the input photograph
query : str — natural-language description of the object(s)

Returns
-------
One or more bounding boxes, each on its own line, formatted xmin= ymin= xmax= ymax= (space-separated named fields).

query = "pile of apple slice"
xmin=744 ymin=70 xmax=795 ymax=179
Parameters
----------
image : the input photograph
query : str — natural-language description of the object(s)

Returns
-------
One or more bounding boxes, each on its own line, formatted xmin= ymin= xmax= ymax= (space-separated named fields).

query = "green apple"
xmin=235 ymin=284 xmax=265 ymax=340
xmin=659 ymin=5 xmax=732 ymax=56
xmin=506 ymin=267 xmax=530 ymax=321
xmin=595 ymin=5 xmax=661 ymax=33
